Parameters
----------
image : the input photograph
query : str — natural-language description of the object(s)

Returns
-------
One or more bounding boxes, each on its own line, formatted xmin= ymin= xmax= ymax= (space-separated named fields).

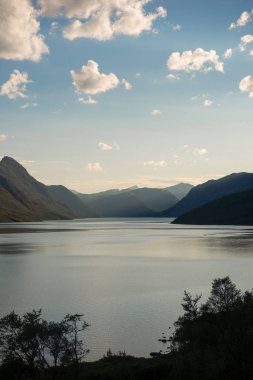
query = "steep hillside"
xmin=173 ymin=189 xmax=253 ymax=225
xmin=0 ymin=157 xmax=73 ymax=222
xmin=161 ymin=172 xmax=253 ymax=217
xmin=48 ymin=185 xmax=96 ymax=218
xmin=165 ymin=183 xmax=193 ymax=200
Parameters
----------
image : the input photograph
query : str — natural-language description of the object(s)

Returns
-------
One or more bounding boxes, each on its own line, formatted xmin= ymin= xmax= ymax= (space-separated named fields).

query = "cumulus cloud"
xmin=167 ymin=48 xmax=224 ymax=73
xmin=203 ymin=99 xmax=213 ymax=107
xmin=39 ymin=0 xmax=166 ymax=41
xmin=239 ymin=34 xmax=253 ymax=52
xmin=194 ymin=148 xmax=208 ymax=156
xmin=87 ymin=162 xmax=103 ymax=172
xmin=0 ymin=133 xmax=7 ymax=142
xmin=71 ymin=60 xmax=120 ymax=95
xmin=78 ymin=96 xmax=97 ymax=105
xmin=239 ymin=75 xmax=253 ymax=98
xmin=229 ymin=10 xmax=252 ymax=30
xmin=0 ymin=70 xmax=32 ymax=100
xmin=122 ymin=78 xmax=132 ymax=90
xmin=98 ymin=142 xmax=120 ymax=151
xmin=223 ymin=48 xmax=233 ymax=59
xmin=144 ymin=160 xmax=167 ymax=168
xmin=167 ymin=73 xmax=180 ymax=80
xmin=152 ymin=109 xmax=161 ymax=115
xmin=0 ymin=0 xmax=48 ymax=61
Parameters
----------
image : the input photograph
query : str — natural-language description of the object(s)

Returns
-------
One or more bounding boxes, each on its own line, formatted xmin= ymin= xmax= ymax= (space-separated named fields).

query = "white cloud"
xmin=49 ymin=21 xmax=59 ymax=35
xmin=122 ymin=78 xmax=132 ymax=90
xmin=87 ymin=162 xmax=103 ymax=172
xmin=239 ymin=75 xmax=253 ymax=98
xmin=203 ymin=99 xmax=213 ymax=107
xmin=78 ymin=96 xmax=97 ymax=105
xmin=167 ymin=73 xmax=180 ymax=80
xmin=144 ymin=160 xmax=167 ymax=168
xmin=191 ymin=96 xmax=197 ymax=101
xmin=0 ymin=0 xmax=48 ymax=62
xmin=20 ymin=102 xmax=39 ymax=109
xmin=0 ymin=70 xmax=32 ymax=100
xmin=194 ymin=148 xmax=208 ymax=156
xmin=239 ymin=34 xmax=253 ymax=52
xmin=0 ymin=133 xmax=7 ymax=142
xmin=167 ymin=48 xmax=224 ymax=73
xmin=98 ymin=142 xmax=120 ymax=151
xmin=229 ymin=10 xmax=252 ymax=30
xmin=223 ymin=48 xmax=233 ymax=59
xmin=39 ymin=0 xmax=166 ymax=41
xmin=152 ymin=109 xmax=161 ymax=115
xmin=171 ymin=24 xmax=182 ymax=31
xmin=71 ymin=60 xmax=120 ymax=95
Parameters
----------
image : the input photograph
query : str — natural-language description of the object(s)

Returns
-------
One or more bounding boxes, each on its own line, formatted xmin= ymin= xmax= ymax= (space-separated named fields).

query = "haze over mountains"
xmin=77 ymin=185 xmax=191 ymax=217
xmin=0 ymin=156 xmax=192 ymax=222
xmin=1 ymin=156 xmax=253 ymax=225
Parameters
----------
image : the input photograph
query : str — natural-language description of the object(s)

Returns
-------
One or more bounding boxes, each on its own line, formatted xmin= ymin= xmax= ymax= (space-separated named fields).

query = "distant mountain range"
xmin=161 ymin=172 xmax=253 ymax=217
xmin=0 ymin=156 xmax=193 ymax=222
xmin=2 ymin=156 xmax=253 ymax=225
xmin=173 ymin=189 xmax=253 ymax=226
xmin=77 ymin=185 xmax=191 ymax=217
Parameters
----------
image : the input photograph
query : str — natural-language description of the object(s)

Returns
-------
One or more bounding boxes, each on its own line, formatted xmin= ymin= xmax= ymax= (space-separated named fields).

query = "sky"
xmin=0 ymin=0 xmax=253 ymax=193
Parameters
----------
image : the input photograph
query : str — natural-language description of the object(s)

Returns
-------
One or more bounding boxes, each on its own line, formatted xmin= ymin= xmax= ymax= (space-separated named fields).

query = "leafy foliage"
xmin=2 ymin=278 xmax=253 ymax=379
xmin=0 ymin=310 xmax=89 ymax=379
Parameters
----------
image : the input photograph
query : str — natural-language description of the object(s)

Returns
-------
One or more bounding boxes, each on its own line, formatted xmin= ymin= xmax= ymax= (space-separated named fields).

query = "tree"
xmin=204 ymin=277 xmax=241 ymax=313
xmin=61 ymin=314 xmax=89 ymax=380
xmin=0 ymin=310 xmax=89 ymax=380
xmin=181 ymin=291 xmax=202 ymax=320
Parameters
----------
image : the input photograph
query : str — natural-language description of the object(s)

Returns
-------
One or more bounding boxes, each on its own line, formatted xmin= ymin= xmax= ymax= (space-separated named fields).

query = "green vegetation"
xmin=2 ymin=277 xmax=253 ymax=379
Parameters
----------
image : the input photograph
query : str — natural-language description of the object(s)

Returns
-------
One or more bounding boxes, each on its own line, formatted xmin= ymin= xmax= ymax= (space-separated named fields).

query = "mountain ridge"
xmin=160 ymin=172 xmax=253 ymax=217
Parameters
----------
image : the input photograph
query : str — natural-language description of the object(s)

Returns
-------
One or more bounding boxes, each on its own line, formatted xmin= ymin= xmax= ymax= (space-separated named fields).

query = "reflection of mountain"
xmin=0 ymin=243 xmax=37 ymax=255
xmin=161 ymin=173 xmax=253 ymax=217
xmin=173 ymin=189 xmax=253 ymax=226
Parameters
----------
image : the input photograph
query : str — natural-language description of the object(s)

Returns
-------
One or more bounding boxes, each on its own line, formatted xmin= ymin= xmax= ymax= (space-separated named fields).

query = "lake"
xmin=0 ymin=218 xmax=253 ymax=360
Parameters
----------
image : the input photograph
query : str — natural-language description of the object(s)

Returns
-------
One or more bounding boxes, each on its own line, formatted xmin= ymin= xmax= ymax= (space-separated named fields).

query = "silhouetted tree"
xmin=203 ymin=276 xmax=241 ymax=313
xmin=0 ymin=310 xmax=89 ymax=380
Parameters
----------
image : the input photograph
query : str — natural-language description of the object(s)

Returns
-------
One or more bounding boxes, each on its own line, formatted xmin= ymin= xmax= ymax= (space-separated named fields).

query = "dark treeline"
xmin=1 ymin=277 xmax=253 ymax=379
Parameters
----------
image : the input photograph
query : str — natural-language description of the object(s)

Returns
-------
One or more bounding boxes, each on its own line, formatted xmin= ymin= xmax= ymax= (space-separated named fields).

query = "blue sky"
xmin=0 ymin=0 xmax=253 ymax=192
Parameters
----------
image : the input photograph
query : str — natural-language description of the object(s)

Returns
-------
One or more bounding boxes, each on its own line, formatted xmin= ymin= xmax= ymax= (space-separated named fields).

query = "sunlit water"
xmin=0 ymin=218 xmax=253 ymax=360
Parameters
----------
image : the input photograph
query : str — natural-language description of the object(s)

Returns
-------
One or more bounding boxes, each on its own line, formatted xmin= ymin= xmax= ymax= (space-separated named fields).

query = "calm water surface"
xmin=0 ymin=218 xmax=253 ymax=360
